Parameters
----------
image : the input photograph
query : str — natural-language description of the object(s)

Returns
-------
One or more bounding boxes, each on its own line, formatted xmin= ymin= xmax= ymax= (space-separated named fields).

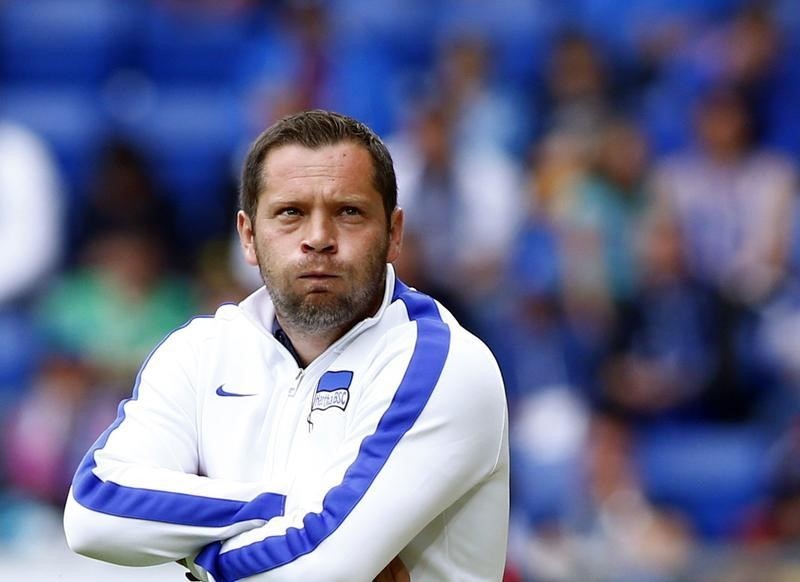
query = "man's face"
xmin=237 ymin=142 xmax=403 ymax=334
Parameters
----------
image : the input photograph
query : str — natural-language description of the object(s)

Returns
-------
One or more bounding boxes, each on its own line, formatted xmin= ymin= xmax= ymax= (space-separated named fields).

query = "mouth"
xmin=297 ymin=272 xmax=339 ymax=295
xmin=298 ymin=271 xmax=338 ymax=280
xmin=297 ymin=272 xmax=340 ymax=290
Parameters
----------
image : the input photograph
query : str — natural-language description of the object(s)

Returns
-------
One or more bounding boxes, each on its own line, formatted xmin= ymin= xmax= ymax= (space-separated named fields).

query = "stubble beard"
xmin=257 ymin=240 xmax=389 ymax=336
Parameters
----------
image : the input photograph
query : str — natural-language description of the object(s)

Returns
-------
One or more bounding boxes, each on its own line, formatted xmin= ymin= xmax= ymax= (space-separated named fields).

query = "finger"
xmin=388 ymin=556 xmax=410 ymax=582
xmin=373 ymin=565 xmax=391 ymax=582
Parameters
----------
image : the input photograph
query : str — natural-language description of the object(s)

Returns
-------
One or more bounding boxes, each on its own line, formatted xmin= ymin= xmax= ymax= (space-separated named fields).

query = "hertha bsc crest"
xmin=311 ymin=370 xmax=353 ymax=413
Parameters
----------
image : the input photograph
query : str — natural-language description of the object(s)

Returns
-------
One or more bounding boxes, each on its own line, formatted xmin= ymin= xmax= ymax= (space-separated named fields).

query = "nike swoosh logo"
xmin=215 ymin=385 xmax=256 ymax=397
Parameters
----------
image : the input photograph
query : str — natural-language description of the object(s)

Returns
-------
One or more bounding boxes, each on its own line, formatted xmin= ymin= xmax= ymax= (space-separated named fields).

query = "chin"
xmin=302 ymin=292 xmax=343 ymax=310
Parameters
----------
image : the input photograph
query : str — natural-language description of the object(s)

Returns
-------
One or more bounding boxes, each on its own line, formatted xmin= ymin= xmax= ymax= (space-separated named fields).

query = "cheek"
xmin=255 ymin=234 xmax=307 ymax=281
xmin=345 ymin=229 xmax=390 ymax=265
xmin=252 ymin=235 xmax=278 ymax=270
xmin=256 ymin=231 xmax=292 ymax=259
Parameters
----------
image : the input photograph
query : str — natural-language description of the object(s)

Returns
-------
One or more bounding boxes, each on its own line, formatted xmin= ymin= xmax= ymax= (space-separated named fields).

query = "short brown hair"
xmin=240 ymin=110 xmax=397 ymax=222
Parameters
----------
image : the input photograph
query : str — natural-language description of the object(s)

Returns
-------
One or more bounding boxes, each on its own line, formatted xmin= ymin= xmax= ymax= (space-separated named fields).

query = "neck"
xmin=277 ymin=319 xmax=348 ymax=367
xmin=276 ymin=279 xmax=387 ymax=367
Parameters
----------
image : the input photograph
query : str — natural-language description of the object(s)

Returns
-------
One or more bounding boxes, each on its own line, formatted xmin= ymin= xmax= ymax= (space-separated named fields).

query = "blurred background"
xmin=1 ymin=0 xmax=800 ymax=579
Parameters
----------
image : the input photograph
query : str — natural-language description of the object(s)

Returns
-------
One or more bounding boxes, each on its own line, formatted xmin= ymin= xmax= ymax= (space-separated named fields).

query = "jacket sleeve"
xmin=194 ymin=310 xmax=508 ymax=582
xmin=63 ymin=320 xmax=285 ymax=567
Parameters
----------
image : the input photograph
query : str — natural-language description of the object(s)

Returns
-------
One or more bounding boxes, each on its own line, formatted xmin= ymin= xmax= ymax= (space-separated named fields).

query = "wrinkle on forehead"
xmin=259 ymin=142 xmax=377 ymax=199
xmin=262 ymin=143 xmax=365 ymax=177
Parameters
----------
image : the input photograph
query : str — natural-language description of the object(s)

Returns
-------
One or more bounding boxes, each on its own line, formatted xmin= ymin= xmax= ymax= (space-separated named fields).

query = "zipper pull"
xmin=288 ymin=368 xmax=303 ymax=396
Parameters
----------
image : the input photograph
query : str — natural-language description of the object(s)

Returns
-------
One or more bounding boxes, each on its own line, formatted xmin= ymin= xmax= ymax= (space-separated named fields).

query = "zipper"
xmin=283 ymin=306 xmax=380 ymax=427
xmin=288 ymin=368 xmax=303 ymax=396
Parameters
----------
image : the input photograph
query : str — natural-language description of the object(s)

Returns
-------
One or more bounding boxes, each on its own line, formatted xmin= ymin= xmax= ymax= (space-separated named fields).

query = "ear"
xmin=387 ymin=206 xmax=404 ymax=264
xmin=236 ymin=210 xmax=259 ymax=266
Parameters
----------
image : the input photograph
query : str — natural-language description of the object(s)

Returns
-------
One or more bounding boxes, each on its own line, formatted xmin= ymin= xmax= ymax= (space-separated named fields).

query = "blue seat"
xmin=0 ymin=85 xmax=105 ymax=181
xmin=511 ymin=442 xmax=583 ymax=525
xmin=323 ymin=41 xmax=396 ymax=137
xmin=140 ymin=4 xmax=257 ymax=84
xmin=638 ymin=81 xmax=695 ymax=156
xmin=509 ymin=389 xmax=588 ymax=526
xmin=119 ymin=85 xmax=244 ymax=245
xmin=637 ymin=424 xmax=769 ymax=539
xmin=332 ymin=0 xmax=437 ymax=67
xmin=0 ymin=0 xmax=140 ymax=84
xmin=0 ymin=310 xmax=41 ymax=407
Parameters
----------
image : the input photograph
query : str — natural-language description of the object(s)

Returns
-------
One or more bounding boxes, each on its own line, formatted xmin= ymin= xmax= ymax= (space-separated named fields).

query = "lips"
xmin=298 ymin=271 xmax=339 ymax=293
xmin=297 ymin=271 xmax=340 ymax=288
xmin=298 ymin=271 xmax=338 ymax=279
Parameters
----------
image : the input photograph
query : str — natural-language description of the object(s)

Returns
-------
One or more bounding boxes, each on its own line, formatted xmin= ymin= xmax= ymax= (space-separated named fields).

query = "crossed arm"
xmin=64 ymin=320 xmax=504 ymax=581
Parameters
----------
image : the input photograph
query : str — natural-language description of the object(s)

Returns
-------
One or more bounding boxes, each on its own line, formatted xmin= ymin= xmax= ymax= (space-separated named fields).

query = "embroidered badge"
xmin=311 ymin=370 xmax=353 ymax=413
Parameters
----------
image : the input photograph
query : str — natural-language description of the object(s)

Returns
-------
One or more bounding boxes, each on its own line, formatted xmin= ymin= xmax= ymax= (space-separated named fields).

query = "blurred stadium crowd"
xmin=2 ymin=0 xmax=800 ymax=579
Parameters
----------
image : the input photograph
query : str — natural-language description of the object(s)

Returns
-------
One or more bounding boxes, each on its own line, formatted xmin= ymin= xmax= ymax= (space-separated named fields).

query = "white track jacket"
xmin=64 ymin=266 xmax=509 ymax=581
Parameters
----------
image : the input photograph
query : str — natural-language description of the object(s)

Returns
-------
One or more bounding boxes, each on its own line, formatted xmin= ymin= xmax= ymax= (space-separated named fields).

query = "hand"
xmin=373 ymin=555 xmax=410 ymax=582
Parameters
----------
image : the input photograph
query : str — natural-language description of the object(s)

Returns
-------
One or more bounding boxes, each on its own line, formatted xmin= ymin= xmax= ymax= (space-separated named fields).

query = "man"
xmin=64 ymin=110 xmax=510 ymax=581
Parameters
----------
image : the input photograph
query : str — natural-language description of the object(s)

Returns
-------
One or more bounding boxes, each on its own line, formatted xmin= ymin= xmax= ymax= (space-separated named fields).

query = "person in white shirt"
xmin=64 ymin=110 xmax=509 ymax=582
xmin=0 ymin=121 xmax=62 ymax=306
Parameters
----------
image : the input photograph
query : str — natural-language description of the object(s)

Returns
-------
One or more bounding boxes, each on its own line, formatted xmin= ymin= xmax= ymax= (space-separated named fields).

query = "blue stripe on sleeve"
xmin=71 ymin=317 xmax=285 ymax=528
xmin=195 ymin=279 xmax=450 ymax=581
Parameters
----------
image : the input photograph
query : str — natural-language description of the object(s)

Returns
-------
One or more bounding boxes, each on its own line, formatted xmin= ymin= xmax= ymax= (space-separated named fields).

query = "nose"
xmin=300 ymin=213 xmax=337 ymax=254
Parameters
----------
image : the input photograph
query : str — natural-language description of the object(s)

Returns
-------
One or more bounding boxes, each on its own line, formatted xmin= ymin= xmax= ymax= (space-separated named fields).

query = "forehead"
xmin=259 ymin=142 xmax=377 ymax=200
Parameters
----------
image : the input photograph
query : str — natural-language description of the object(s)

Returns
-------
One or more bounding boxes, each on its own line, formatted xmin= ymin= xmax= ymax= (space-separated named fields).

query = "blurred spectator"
xmin=435 ymin=34 xmax=528 ymax=155
xmin=1 ymin=355 xmax=116 ymax=506
xmin=510 ymin=412 xmax=693 ymax=580
xmin=279 ymin=1 xmax=331 ymax=113
xmin=390 ymin=100 xmax=523 ymax=322
xmin=572 ymin=413 xmax=693 ymax=579
xmin=0 ymin=120 xmax=63 ymax=421
xmin=518 ymin=127 xmax=616 ymax=357
xmin=652 ymin=86 xmax=796 ymax=306
xmin=12 ymin=222 xmax=198 ymax=508
xmin=36 ymin=139 xmax=197 ymax=389
xmin=648 ymin=86 xmax=796 ymax=422
xmin=0 ymin=122 xmax=62 ymax=307
xmin=724 ymin=7 xmax=782 ymax=99
xmin=78 ymin=139 xmax=180 ymax=268
xmin=525 ymin=128 xmax=592 ymax=224
xmin=493 ymin=260 xmax=601 ymax=407
xmin=489 ymin=128 xmax=609 ymax=401
xmin=36 ymin=226 xmax=197 ymax=391
xmin=507 ymin=388 xmax=590 ymax=580
xmin=601 ymin=216 xmax=719 ymax=422
xmin=539 ymin=32 xmax=612 ymax=145
xmin=672 ymin=5 xmax=800 ymax=156
xmin=239 ymin=1 xmax=333 ymax=132
xmin=559 ymin=119 xmax=650 ymax=309
xmin=3 ymin=138 xmax=202 ymax=511
xmin=655 ymin=87 xmax=796 ymax=420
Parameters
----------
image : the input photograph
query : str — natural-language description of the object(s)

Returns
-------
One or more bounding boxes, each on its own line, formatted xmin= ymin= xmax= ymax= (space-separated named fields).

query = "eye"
xmin=339 ymin=206 xmax=362 ymax=217
xmin=277 ymin=207 xmax=301 ymax=217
